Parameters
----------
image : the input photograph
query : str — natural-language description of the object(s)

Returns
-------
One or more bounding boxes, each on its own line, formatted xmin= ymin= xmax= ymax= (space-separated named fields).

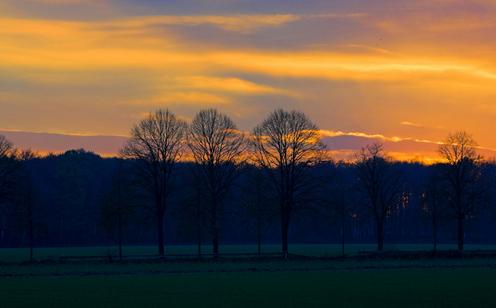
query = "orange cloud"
xmin=135 ymin=91 xmax=229 ymax=106
xmin=3 ymin=16 xmax=496 ymax=86
xmin=170 ymin=76 xmax=289 ymax=95
xmin=2 ymin=5 xmax=496 ymax=157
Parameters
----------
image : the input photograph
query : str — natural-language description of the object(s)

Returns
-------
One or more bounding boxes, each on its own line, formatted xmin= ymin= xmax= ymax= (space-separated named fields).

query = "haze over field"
xmin=1 ymin=0 xmax=496 ymax=161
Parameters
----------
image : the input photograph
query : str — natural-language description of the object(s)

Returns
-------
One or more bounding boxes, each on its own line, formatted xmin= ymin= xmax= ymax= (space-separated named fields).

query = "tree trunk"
xmin=432 ymin=204 xmax=437 ymax=254
xmin=281 ymin=222 xmax=288 ymax=258
xmin=212 ymin=229 xmax=219 ymax=258
xmin=376 ymin=220 xmax=384 ymax=251
xmin=257 ymin=217 xmax=262 ymax=257
xmin=197 ymin=218 xmax=202 ymax=258
xmin=157 ymin=210 xmax=165 ymax=257
xmin=341 ymin=204 xmax=345 ymax=258
xmin=118 ymin=211 xmax=123 ymax=261
xmin=28 ymin=212 xmax=34 ymax=263
xmin=281 ymin=207 xmax=289 ymax=259
xmin=211 ymin=197 xmax=219 ymax=259
xmin=457 ymin=216 xmax=464 ymax=252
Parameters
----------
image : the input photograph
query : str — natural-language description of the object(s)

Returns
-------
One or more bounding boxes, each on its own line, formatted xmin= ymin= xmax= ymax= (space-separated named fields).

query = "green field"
xmin=1 ymin=268 xmax=495 ymax=307
xmin=1 ymin=245 xmax=496 ymax=307
xmin=2 ymin=243 xmax=496 ymax=263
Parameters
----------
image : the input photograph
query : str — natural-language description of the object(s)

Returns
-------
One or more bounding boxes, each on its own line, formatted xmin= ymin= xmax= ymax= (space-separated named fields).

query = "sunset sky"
xmin=1 ymin=0 xmax=496 ymax=161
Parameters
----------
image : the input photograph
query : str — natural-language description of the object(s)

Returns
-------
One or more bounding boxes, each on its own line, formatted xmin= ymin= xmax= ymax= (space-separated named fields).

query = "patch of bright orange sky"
xmin=0 ymin=0 xmax=495 ymax=162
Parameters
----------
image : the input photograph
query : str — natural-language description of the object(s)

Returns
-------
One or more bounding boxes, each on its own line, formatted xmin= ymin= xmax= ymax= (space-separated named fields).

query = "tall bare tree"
xmin=252 ymin=109 xmax=325 ymax=258
xmin=439 ymin=131 xmax=485 ymax=251
xmin=355 ymin=143 xmax=403 ymax=251
xmin=188 ymin=109 xmax=245 ymax=258
xmin=121 ymin=109 xmax=187 ymax=257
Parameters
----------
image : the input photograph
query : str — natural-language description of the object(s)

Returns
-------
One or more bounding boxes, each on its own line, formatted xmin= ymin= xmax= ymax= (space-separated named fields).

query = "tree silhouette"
xmin=325 ymin=162 xmax=355 ymax=257
xmin=53 ymin=150 xmax=100 ymax=245
xmin=17 ymin=150 xmax=38 ymax=262
xmin=355 ymin=143 xmax=403 ymax=251
xmin=188 ymin=109 xmax=245 ymax=258
xmin=438 ymin=131 xmax=485 ymax=251
xmin=100 ymin=160 xmax=137 ymax=261
xmin=179 ymin=170 xmax=207 ymax=258
xmin=252 ymin=109 xmax=325 ymax=258
xmin=421 ymin=165 xmax=446 ymax=254
xmin=241 ymin=166 xmax=275 ymax=256
xmin=121 ymin=109 xmax=187 ymax=257
xmin=0 ymin=135 xmax=19 ymax=203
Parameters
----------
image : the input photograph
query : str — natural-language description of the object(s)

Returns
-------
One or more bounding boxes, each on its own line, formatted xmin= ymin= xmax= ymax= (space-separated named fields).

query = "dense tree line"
xmin=0 ymin=109 xmax=495 ymax=258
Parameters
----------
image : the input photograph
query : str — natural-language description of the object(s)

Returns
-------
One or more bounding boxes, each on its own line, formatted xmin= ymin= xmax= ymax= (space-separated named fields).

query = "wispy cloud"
xmin=319 ymin=129 xmax=443 ymax=145
xmin=170 ymin=76 xmax=289 ymax=95
xmin=400 ymin=121 xmax=425 ymax=128
xmin=133 ymin=91 xmax=230 ymax=106
xmin=86 ymin=14 xmax=302 ymax=33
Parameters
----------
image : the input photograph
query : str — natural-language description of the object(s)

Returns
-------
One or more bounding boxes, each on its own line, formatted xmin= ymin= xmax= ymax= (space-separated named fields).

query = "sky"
xmin=1 ymin=0 xmax=496 ymax=161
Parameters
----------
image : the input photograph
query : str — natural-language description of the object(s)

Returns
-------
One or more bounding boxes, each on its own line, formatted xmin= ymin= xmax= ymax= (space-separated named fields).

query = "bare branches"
xmin=122 ymin=110 xmax=187 ymax=170
xmin=0 ymin=136 xmax=14 ymax=158
xmin=120 ymin=109 xmax=187 ymax=256
xmin=438 ymin=131 xmax=485 ymax=251
xmin=0 ymin=135 xmax=21 ymax=202
xmin=252 ymin=109 xmax=325 ymax=171
xmin=121 ymin=109 xmax=187 ymax=194
xmin=251 ymin=109 xmax=325 ymax=257
xmin=188 ymin=109 xmax=245 ymax=195
xmin=355 ymin=143 xmax=404 ymax=251
xmin=188 ymin=109 xmax=245 ymax=167
xmin=438 ymin=131 xmax=483 ymax=217
xmin=439 ymin=131 xmax=480 ymax=165
xmin=252 ymin=109 xmax=326 ymax=194
xmin=187 ymin=108 xmax=245 ymax=256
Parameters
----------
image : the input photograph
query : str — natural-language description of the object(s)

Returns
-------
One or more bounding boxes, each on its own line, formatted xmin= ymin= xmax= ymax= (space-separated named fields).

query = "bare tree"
xmin=252 ymin=109 xmax=325 ymax=258
xmin=355 ymin=143 xmax=403 ymax=251
xmin=188 ymin=109 xmax=245 ymax=258
xmin=0 ymin=135 xmax=19 ymax=202
xmin=439 ymin=131 xmax=485 ymax=251
xmin=121 ymin=109 xmax=187 ymax=257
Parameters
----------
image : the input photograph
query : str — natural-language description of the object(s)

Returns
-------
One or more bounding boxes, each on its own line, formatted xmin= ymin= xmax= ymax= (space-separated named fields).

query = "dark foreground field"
xmin=1 ymin=245 xmax=496 ymax=307
xmin=1 ymin=267 xmax=495 ymax=308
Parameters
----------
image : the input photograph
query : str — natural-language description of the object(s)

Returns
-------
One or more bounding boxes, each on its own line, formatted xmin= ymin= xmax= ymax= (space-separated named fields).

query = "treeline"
xmin=0 ymin=109 xmax=495 ymax=259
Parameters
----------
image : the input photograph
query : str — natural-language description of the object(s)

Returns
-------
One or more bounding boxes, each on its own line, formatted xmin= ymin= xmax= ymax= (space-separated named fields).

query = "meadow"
xmin=2 ymin=243 xmax=496 ymax=263
xmin=1 ymin=244 xmax=496 ymax=307
xmin=0 ymin=267 xmax=495 ymax=307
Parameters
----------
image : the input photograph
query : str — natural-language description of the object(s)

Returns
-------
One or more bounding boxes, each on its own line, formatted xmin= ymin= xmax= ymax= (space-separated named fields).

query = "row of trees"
xmin=120 ymin=109 xmax=324 ymax=258
xmin=0 ymin=108 xmax=491 ymax=259
xmin=355 ymin=133 xmax=487 ymax=252
xmin=118 ymin=108 xmax=488 ymax=257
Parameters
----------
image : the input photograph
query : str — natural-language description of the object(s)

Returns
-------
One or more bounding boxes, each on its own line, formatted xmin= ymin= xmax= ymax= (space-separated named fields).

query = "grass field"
xmin=2 ymin=244 xmax=496 ymax=307
xmin=1 ymin=268 xmax=495 ymax=307
xmin=2 ymin=243 xmax=496 ymax=263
